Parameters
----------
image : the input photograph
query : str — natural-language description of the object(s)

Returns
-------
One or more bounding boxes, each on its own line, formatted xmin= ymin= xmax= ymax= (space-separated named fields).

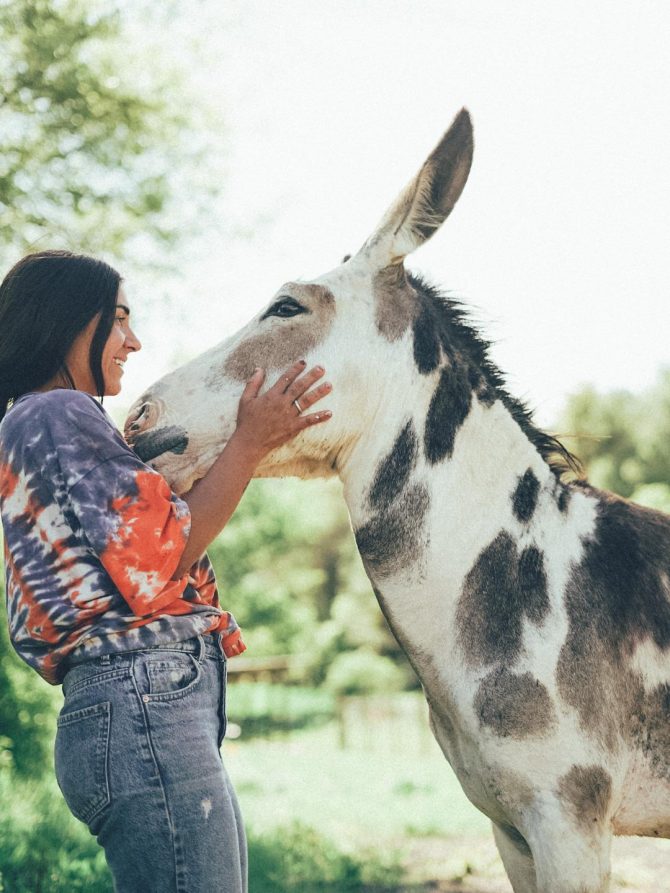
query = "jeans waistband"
xmin=66 ymin=633 xmax=225 ymax=670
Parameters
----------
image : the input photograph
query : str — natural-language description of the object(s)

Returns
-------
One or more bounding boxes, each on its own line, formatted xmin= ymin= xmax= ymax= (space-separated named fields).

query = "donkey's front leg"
xmin=527 ymin=817 xmax=613 ymax=893
xmin=491 ymin=823 xmax=537 ymax=893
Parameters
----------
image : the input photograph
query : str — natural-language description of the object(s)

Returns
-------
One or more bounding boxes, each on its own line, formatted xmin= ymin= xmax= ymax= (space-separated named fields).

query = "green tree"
xmin=0 ymin=0 xmax=206 ymax=264
xmin=559 ymin=368 xmax=670 ymax=511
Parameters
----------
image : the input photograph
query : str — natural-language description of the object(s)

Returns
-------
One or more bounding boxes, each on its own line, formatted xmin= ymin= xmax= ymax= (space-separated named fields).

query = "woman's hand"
xmin=230 ymin=360 xmax=332 ymax=462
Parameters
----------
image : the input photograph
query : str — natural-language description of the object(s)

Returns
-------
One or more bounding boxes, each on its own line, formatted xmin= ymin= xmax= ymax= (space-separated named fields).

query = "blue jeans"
xmin=55 ymin=634 xmax=247 ymax=893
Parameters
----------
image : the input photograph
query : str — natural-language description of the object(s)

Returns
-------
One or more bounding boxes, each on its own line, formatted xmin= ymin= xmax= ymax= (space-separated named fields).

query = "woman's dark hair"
xmin=0 ymin=250 xmax=121 ymax=420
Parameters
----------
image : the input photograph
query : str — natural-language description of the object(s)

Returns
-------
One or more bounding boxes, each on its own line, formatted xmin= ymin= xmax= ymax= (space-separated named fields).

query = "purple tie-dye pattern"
xmin=0 ymin=389 xmax=244 ymax=685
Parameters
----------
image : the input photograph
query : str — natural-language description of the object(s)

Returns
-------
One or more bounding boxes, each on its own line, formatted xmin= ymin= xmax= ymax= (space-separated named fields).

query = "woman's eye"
xmin=262 ymin=298 xmax=306 ymax=320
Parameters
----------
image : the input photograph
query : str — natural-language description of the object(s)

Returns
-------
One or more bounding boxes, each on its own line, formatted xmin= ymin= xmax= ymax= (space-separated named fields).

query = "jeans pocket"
xmin=55 ymin=701 xmax=111 ymax=825
xmin=136 ymin=651 xmax=202 ymax=702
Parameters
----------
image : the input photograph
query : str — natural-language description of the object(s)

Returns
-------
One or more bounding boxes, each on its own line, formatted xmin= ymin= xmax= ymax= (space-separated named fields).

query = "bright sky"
xmin=118 ymin=0 xmax=670 ymax=429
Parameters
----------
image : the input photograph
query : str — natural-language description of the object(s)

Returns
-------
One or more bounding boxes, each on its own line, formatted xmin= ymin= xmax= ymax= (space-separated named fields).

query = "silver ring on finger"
xmin=293 ymin=398 xmax=303 ymax=414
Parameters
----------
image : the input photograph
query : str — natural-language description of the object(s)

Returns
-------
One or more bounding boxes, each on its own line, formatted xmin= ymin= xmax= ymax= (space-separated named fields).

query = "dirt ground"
xmin=400 ymin=834 xmax=670 ymax=892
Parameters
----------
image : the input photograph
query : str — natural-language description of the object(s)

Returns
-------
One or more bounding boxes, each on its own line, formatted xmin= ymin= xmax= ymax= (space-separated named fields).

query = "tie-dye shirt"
xmin=0 ymin=389 xmax=245 ymax=685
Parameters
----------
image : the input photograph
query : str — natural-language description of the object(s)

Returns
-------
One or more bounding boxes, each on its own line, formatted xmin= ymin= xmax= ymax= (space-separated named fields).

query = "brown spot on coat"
xmin=556 ymin=489 xmax=670 ymax=749
xmin=369 ymin=421 xmax=418 ymax=510
xmin=215 ymin=283 xmax=336 ymax=384
xmin=424 ymin=365 xmax=472 ymax=463
xmin=355 ymin=483 xmax=429 ymax=578
xmin=512 ymin=468 xmax=540 ymax=523
xmin=456 ymin=532 xmax=549 ymax=667
xmin=557 ymin=764 xmax=612 ymax=830
xmin=474 ymin=668 xmax=556 ymax=738
xmin=557 ymin=486 xmax=571 ymax=513
xmin=373 ymin=265 xmax=418 ymax=342
xmin=631 ymin=682 xmax=670 ymax=781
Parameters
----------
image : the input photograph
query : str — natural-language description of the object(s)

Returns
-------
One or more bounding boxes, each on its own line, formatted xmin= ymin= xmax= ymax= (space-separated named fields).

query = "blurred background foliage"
xmin=558 ymin=368 xmax=670 ymax=512
xmin=0 ymin=0 xmax=219 ymax=270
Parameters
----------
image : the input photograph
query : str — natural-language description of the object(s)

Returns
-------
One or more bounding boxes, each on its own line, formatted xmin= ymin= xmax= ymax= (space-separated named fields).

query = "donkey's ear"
xmin=359 ymin=108 xmax=473 ymax=267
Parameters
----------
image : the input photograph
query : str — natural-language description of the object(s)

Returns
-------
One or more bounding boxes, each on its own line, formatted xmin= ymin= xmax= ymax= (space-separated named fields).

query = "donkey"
xmin=124 ymin=109 xmax=670 ymax=893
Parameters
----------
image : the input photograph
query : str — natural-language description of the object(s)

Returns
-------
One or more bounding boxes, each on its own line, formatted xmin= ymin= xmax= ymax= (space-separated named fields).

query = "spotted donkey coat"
xmin=125 ymin=110 xmax=670 ymax=893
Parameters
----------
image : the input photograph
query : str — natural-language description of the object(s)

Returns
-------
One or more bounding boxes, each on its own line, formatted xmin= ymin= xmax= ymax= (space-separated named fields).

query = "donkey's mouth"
xmin=131 ymin=425 xmax=189 ymax=463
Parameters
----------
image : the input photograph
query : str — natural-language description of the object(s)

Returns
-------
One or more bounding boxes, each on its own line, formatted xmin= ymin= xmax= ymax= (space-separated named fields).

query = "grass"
xmin=224 ymin=692 xmax=490 ymax=848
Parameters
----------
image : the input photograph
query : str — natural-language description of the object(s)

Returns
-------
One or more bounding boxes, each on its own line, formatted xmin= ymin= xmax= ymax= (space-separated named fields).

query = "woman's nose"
xmin=125 ymin=327 xmax=142 ymax=352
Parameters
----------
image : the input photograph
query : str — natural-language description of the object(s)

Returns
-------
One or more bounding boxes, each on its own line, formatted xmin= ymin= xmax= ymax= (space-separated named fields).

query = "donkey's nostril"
xmin=132 ymin=426 xmax=189 ymax=463
xmin=124 ymin=400 xmax=157 ymax=439
xmin=129 ymin=408 xmax=147 ymax=431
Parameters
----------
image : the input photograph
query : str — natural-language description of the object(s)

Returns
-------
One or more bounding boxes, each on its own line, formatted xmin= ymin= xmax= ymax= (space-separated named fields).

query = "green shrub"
xmin=324 ymin=649 xmax=406 ymax=696
xmin=0 ymin=770 xmax=112 ymax=892
xmin=248 ymin=822 xmax=401 ymax=892
xmin=227 ymin=682 xmax=336 ymax=738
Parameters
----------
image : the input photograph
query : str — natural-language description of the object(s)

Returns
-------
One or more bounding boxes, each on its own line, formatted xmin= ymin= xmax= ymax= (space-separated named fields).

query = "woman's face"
xmin=66 ymin=286 xmax=141 ymax=396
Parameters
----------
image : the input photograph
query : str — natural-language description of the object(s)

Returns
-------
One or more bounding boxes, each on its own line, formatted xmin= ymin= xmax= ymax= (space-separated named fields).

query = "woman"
xmin=0 ymin=249 xmax=332 ymax=892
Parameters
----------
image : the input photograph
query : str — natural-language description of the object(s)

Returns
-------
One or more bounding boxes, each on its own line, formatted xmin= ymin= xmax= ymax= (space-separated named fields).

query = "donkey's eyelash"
xmin=261 ymin=298 xmax=307 ymax=320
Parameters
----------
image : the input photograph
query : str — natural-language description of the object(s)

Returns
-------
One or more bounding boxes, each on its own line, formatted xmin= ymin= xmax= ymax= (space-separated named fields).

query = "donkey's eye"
xmin=262 ymin=297 xmax=306 ymax=320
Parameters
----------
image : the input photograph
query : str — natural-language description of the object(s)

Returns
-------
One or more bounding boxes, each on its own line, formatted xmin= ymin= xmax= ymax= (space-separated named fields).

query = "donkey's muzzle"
xmin=132 ymin=426 xmax=189 ymax=463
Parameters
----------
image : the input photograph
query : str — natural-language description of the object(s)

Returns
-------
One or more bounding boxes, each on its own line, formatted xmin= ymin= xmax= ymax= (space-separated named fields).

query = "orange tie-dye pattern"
xmin=102 ymin=469 xmax=191 ymax=616
xmin=0 ymin=461 xmax=18 ymax=501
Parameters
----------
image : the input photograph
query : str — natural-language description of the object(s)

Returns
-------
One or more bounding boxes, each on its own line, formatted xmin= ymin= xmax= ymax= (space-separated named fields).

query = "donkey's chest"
xmin=425 ymin=686 xmax=553 ymax=830
xmin=368 ymin=549 xmax=578 ymax=808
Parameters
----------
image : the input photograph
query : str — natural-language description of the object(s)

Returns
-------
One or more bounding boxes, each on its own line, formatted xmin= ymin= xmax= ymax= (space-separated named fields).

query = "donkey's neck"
xmin=340 ymin=389 xmax=555 ymax=540
xmin=338 ymin=388 xmax=561 ymax=683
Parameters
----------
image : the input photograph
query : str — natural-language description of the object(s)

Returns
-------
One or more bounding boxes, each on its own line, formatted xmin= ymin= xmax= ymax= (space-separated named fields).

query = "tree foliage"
xmin=559 ymin=368 xmax=670 ymax=511
xmin=0 ymin=0 xmax=202 ymax=264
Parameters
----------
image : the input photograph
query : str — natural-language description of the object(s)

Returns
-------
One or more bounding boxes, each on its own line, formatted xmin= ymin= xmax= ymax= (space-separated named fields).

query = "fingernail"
xmin=315 ymin=365 xmax=324 ymax=372
xmin=299 ymin=359 xmax=306 ymax=366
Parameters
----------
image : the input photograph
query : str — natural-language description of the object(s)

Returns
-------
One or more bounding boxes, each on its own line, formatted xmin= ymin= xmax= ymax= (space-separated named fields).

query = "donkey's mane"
xmin=408 ymin=272 xmax=583 ymax=482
